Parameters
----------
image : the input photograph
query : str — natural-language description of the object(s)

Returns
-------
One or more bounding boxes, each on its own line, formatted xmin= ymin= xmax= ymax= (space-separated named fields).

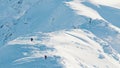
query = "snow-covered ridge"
xmin=66 ymin=1 xmax=104 ymax=20
xmin=4 ymin=29 xmax=120 ymax=68
xmin=66 ymin=0 xmax=120 ymax=27
xmin=0 ymin=0 xmax=120 ymax=68
xmin=88 ymin=0 xmax=120 ymax=9
xmin=0 ymin=0 xmax=120 ymax=45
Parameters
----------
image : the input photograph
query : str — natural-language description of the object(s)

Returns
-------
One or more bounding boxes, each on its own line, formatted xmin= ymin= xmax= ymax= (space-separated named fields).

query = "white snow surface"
xmin=7 ymin=29 xmax=120 ymax=68
xmin=88 ymin=0 xmax=120 ymax=9
xmin=66 ymin=0 xmax=104 ymax=20
xmin=0 ymin=0 xmax=120 ymax=68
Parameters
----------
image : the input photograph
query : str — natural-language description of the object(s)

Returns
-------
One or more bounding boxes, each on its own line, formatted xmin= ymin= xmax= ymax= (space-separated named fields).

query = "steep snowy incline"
xmin=66 ymin=0 xmax=120 ymax=53
xmin=0 ymin=0 xmax=87 ymax=46
xmin=0 ymin=29 xmax=120 ymax=68
xmin=0 ymin=0 xmax=120 ymax=47
xmin=0 ymin=0 xmax=120 ymax=68
xmin=88 ymin=0 xmax=120 ymax=9
xmin=66 ymin=0 xmax=120 ymax=27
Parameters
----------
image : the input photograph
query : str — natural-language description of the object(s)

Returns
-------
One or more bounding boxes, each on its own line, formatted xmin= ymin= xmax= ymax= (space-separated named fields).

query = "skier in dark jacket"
xmin=30 ymin=38 xmax=33 ymax=41
xmin=89 ymin=18 xmax=92 ymax=23
xmin=44 ymin=55 xmax=47 ymax=60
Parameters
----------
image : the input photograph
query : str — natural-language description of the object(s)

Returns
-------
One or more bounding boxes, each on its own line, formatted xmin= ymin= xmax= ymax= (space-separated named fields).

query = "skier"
xmin=44 ymin=55 xmax=47 ymax=60
xmin=30 ymin=38 xmax=33 ymax=41
xmin=89 ymin=18 xmax=92 ymax=23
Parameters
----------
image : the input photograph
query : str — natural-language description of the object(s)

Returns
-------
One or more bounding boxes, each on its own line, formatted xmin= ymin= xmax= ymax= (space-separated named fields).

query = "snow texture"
xmin=0 ymin=0 xmax=120 ymax=68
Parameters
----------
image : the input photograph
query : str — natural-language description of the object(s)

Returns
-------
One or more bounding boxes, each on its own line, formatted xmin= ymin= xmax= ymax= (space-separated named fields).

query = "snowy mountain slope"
xmin=66 ymin=0 xmax=120 ymax=28
xmin=0 ymin=0 xmax=120 ymax=68
xmin=0 ymin=0 xmax=86 ymax=46
xmin=0 ymin=0 xmax=120 ymax=48
xmin=0 ymin=29 xmax=120 ymax=68
xmin=66 ymin=0 xmax=120 ymax=54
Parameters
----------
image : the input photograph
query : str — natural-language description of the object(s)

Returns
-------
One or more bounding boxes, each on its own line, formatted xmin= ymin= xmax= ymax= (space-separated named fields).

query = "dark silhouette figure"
xmin=89 ymin=18 xmax=92 ymax=23
xmin=30 ymin=38 xmax=33 ymax=41
xmin=44 ymin=55 xmax=47 ymax=60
